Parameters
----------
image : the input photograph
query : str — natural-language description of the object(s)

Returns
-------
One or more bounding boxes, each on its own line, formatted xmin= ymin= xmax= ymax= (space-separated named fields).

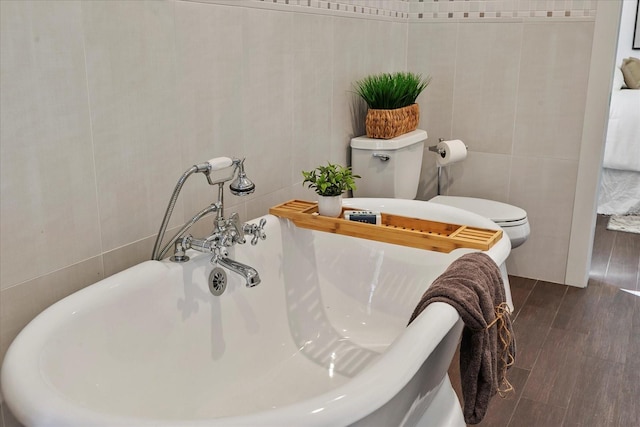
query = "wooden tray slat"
xmin=269 ymin=199 xmax=502 ymax=253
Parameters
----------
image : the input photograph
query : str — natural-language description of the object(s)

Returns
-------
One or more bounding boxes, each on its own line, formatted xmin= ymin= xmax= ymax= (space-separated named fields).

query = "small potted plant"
xmin=302 ymin=162 xmax=360 ymax=217
xmin=354 ymin=71 xmax=431 ymax=139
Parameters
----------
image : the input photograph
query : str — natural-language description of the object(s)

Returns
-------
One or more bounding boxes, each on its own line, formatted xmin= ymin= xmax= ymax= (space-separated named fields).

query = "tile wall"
xmin=409 ymin=17 xmax=595 ymax=282
xmin=0 ymin=0 xmax=598 ymax=412
xmin=0 ymin=0 xmax=407 ymax=380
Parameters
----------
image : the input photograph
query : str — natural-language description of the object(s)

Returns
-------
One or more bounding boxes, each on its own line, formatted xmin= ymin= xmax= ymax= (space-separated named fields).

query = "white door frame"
xmin=565 ymin=0 xmax=624 ymax=287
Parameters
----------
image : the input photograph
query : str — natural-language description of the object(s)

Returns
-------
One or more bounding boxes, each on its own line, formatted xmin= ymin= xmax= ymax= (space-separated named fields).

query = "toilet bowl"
xmin=429 ymin=196 xmax=530 ymax=249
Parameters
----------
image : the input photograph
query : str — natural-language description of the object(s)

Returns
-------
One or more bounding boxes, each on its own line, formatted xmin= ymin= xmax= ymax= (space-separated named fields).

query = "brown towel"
xmin=408 ymin=252 xmax=516 ymax=425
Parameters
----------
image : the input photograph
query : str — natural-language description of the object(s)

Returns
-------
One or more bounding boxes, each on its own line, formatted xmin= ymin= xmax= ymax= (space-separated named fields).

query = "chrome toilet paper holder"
xmin=428 ymin=138 xmax=447 ymax=158
xmin=428 ymin=138 xmax=469 ymax=158
xmin=428 ymin=138 xmax=469 ymax=195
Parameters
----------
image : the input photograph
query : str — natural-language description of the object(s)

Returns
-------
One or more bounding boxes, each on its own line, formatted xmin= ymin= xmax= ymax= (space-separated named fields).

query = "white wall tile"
xmin=0 ymin=0 xmax=101 ymax=289
xmin=452 ymin=22 xmax=522 ymax=155
xmin=513 ymin=21 xmax=594 ymax=160
xmin=332 ymin=17 xmax=407 ymax=165
xmin=416 ymin=150 xmax=439 ymax=201
xmin=506 ymin=155 xmax=579 ymax=282
xmin=240 ymin=7 xmax=295 ymax=200
xmin=245 ymin=187 xmax=294 ymax=221
xmin=292 ymin=13 xmax=335 ymax=187
xmin=408 ymin=22 xmax=458 ymax=145
xmin=82 ymin=0 xmax=183 ymax=252
xmin=408 ymin=22 xmax=459 ymax=201
xmin=446 ymin=151 xmax=512 ymax=201
xmin=103 ymin=233 xmax=161 ymax=278
xmin=174 ymin=1 xmax=246 ymax=219
xmin=331 ymin=16 xmax=377 ymax=164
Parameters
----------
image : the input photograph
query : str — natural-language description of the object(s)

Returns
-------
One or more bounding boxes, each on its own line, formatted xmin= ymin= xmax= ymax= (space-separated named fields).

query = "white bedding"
xmin=598 ymin=87 xmax=640 ymax=215
xmin=598 ymin=168 xmax=640 ymax=215
xmin=602 ymin=89 xmax=640 ymax=172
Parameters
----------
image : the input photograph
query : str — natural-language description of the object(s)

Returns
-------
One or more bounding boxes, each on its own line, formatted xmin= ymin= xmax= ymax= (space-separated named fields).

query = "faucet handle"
xmin=249 ymin=218 xmax=267 ymax=246
xmin=227 ymin=212 xmax=246 ymax=245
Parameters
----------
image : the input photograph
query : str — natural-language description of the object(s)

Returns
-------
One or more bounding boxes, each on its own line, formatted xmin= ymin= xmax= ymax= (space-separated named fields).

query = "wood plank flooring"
xmin=1 ymin=215 xmax=638 ymax=427
xmin=590 ymin=214 xmax=640 ymax=291
xmin=449 ymin=214 xmax=640 ymax=427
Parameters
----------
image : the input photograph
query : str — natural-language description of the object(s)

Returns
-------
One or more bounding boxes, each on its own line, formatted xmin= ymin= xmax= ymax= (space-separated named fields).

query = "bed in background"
xmin=597 ymin=63 xmax=640 ymax=215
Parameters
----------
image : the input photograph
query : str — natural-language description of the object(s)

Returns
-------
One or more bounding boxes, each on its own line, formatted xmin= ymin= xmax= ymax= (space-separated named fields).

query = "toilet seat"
xmin=430 ymin=196 xmax=530 ymax=248
xmin=429 ymin=196 xmax=527 ymax=224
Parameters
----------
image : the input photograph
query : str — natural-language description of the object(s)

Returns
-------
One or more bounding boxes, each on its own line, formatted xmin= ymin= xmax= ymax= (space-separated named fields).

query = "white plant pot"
xmin=318 ymin=195 xmax=343 ymax=217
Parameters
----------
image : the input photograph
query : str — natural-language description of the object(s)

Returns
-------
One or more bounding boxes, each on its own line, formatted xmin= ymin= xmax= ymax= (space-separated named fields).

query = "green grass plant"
xmin=354 ymin=72 xmax=431 ymax=110
xmin=302 ymin=162 xmax=360 ymax=197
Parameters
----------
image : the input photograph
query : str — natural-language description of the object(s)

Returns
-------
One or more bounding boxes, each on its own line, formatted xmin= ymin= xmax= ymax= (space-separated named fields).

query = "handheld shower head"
xmin=229 ymin=159 xmax=255 ymax=196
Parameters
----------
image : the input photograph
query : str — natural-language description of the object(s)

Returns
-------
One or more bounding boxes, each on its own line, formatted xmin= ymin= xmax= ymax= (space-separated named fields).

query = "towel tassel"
xmin=486 ymin=302 xmax=515 ymax=397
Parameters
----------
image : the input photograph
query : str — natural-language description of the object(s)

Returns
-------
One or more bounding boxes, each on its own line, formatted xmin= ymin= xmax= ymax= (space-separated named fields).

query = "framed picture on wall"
xmin=634 ymin=0 xmax=640 ymax=49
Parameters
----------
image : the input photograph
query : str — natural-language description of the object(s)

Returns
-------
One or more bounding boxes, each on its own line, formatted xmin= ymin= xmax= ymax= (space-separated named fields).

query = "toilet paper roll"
xmin=436 ymin=139 xmax=467 ymax=166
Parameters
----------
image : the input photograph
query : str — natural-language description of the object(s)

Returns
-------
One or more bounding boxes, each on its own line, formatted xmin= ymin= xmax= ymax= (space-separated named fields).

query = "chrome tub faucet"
xmin=151 ymin=157 xmax=265 ymax=287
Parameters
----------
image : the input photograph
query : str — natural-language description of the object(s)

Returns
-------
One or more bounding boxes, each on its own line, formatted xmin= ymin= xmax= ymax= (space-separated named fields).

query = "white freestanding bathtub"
xmin=1 ymin=198 xmax=511 ymax=427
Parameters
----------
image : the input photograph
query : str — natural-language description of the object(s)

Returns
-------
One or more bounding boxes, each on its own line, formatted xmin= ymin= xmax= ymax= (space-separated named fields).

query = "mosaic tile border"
xmin=191 ymin=0 xmax=596 ymax=20
xmin=261 ymin=0 xmax=410 ymax=18
xmin=409 ymin=0 xmax=597 ymax=20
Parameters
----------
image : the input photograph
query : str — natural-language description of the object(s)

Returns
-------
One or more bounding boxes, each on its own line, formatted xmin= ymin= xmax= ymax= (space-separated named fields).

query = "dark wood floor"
xmin=2 ymin=216 xmax=639 ymax=427
xmin=450 ymin=214 xmax=640 ymax=427
xmin=590 ymin=214 xmax=640 ymax=292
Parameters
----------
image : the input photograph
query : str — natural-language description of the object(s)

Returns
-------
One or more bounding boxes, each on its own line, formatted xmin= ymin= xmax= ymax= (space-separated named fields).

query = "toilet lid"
xmin=430 ymin=196 xmax=528 ymax=224
xmin=350 ymin=129 xmax=428 ymax=150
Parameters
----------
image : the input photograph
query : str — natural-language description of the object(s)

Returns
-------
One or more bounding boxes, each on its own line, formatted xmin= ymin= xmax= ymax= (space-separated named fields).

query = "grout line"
xmin=503 ymin=369 xmax=528 ymax=427
xmin=507 ymin=279 xmax=570 ymax=426
xmin=448 ymin=20 xmax=460 ymax=140
xmin=77 ymin=1 xmax=107 ymax=281
xmin=510 ymin=278 xmax=536 ymax=323
xmin=504 ymin=278 xmax=538 ymax=427
xmin=636 ymin=253 xmax=640 ymax=292
xmin=560 ymin=390 xmax=572 ymax=427
xmin=549 ymin=284 xmax=573 ymax=427
xmin=505 ymin=21 xmax=525 ymax=204
xmin=602 ymin=230 xmax=616 ymax=286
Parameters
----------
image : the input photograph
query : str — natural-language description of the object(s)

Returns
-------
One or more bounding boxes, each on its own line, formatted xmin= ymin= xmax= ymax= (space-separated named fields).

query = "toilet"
xmin=429 ymin=196 xmax=530 ymax=249
xmin=350 ymin=130 xmax=530 ymax=249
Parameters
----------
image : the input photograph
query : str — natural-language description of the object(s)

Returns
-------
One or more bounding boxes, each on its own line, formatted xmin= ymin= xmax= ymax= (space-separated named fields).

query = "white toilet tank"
xmin=350 ymin=129 xmax=427 ymax=199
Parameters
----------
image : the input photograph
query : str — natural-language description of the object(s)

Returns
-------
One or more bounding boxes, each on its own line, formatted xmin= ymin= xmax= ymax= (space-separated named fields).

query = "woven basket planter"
xmin=365 ymin=103 xmax=420 ymax=139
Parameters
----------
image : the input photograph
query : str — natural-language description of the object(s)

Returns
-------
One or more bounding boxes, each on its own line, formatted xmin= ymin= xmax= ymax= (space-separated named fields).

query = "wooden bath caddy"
xmin=269 ymin=199 xmax=502 ymax=253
